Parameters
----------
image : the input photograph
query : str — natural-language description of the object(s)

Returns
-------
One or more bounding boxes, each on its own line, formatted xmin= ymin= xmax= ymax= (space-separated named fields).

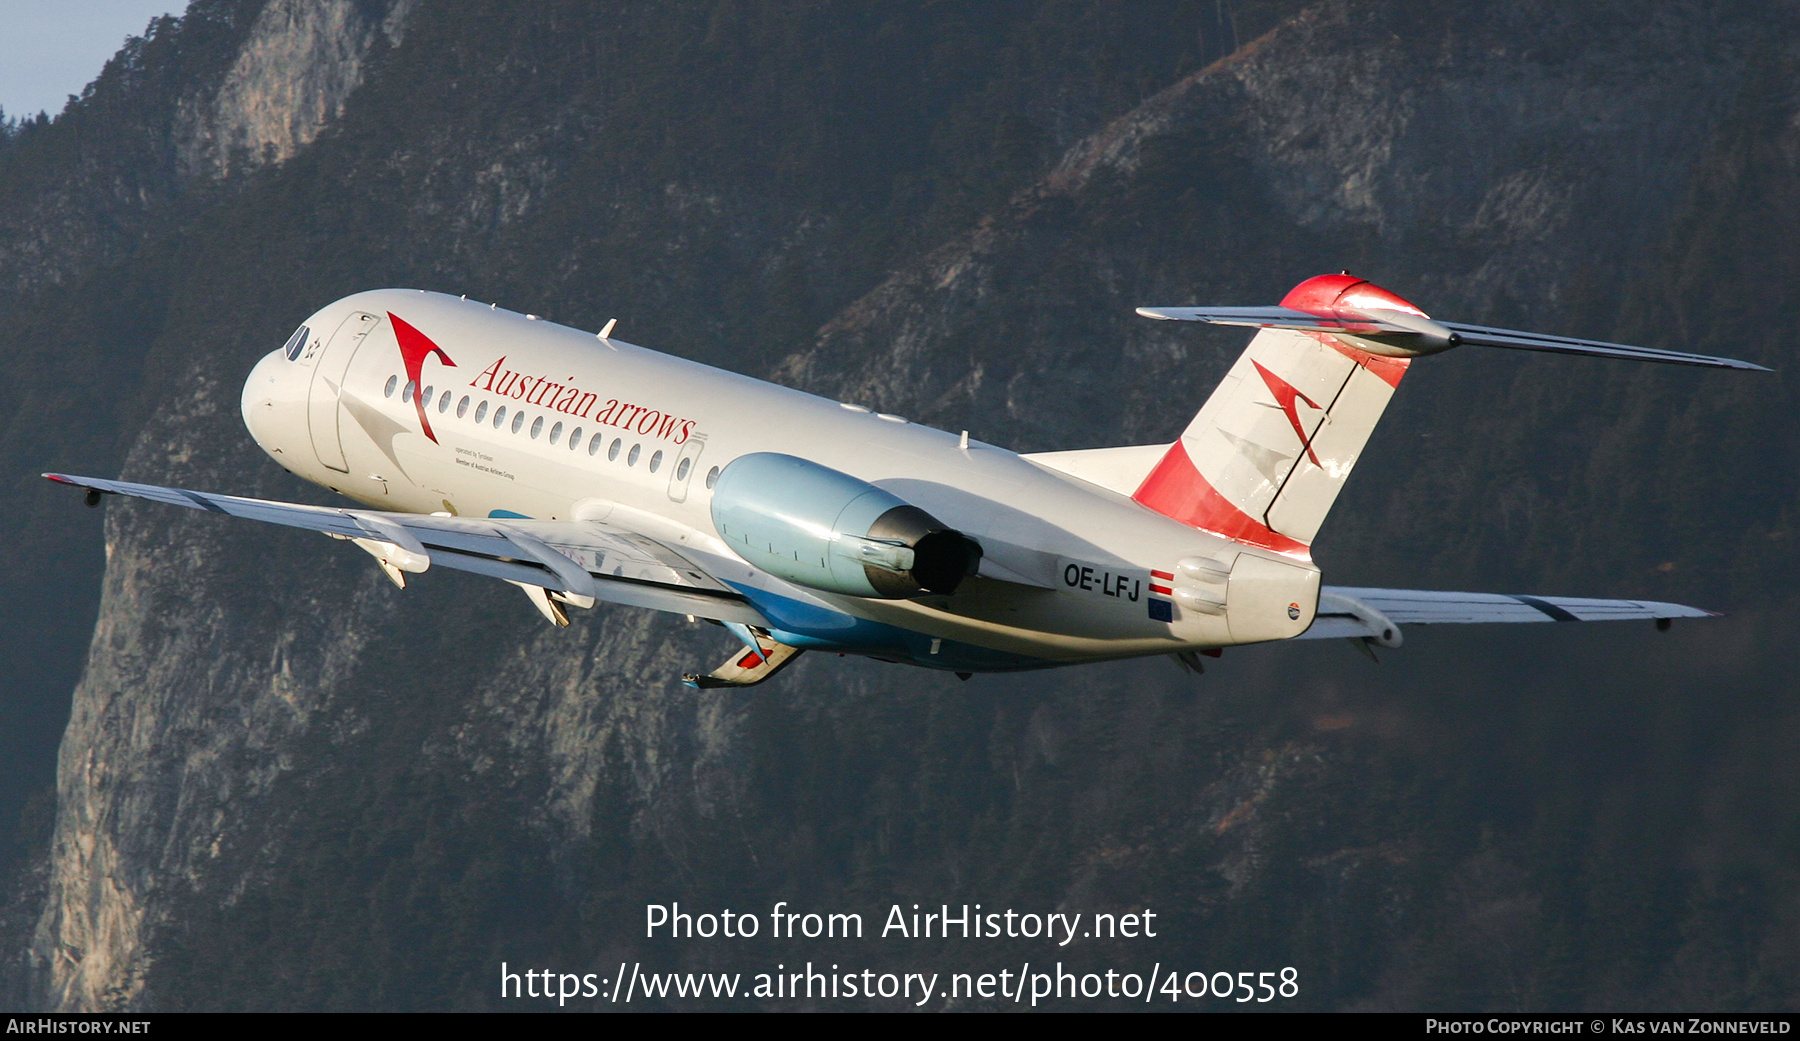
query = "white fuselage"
xmin=241 ymin=290 xmax=1320 ymax=672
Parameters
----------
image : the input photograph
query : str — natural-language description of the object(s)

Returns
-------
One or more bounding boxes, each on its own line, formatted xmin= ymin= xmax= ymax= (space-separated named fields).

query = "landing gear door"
xmin=666 ymin=434 xmax=707 ymax=503
xmin=306 ymin=311 xmax=382 ymax=473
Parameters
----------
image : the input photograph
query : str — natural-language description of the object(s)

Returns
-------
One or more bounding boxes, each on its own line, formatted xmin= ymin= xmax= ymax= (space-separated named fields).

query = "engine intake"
xmin=709 ymin=453 xmax=981 ymax=599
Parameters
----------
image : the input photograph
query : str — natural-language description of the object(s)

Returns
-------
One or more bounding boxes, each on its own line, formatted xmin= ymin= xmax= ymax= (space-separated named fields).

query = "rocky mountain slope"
xmin=4 ymin=0 xmax=1798 ymax=1010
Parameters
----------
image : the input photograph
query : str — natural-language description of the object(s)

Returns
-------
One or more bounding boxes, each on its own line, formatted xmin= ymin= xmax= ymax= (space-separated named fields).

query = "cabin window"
xmin=492 ymin=405 xmax=507 ymax=428
xmin=384 ymin=375 xmax=398 ymax=398
xmin=608 ymin=438 xmax=621 ymax=461
xmin=282 ymin=326 xmax=309 ymax=361
xmin=627 ymin=444 xmax=641 ymax=466
xmin=568 ymin=427 xmax=582 ymax=450
xmin=648 ymin=450 xmax=663 ymax=473
xmin=422 ymin=386 xmax=434 ymax=409
xmin=512 ymin=412 xmax=526 ymax=434
xmin=705 ymin=466 xmax=720 ymax=489
xmin=402 ymin=381 xmax=416 ymax=404
xmin=588 ymin=433 xmax=602 ymax=456
xmin=474 ymin=401 xmax=488 ymax=423
xmin=439 ymin=392 xmax=452 ymax=414
xmin=548 ymin=421 xmax=563 ymax=444
xmin=530 ymin=417 xmax=545 ymax=439
xmin=456 ymin=395 xmax=470 ymax=418
xmin=676 ymin=458 xmax=691 ymax=481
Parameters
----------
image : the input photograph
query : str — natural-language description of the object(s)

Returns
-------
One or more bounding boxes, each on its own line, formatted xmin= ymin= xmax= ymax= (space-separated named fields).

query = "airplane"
xmin=46 ymin=273 xmax=1766 ymax=688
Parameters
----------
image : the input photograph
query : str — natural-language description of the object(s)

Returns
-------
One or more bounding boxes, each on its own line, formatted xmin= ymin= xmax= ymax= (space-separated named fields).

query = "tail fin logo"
xmin=1251 ymin=360 xmax=1323 ymax=466
xmin=389 ymin=313 xmax=457 ymax=443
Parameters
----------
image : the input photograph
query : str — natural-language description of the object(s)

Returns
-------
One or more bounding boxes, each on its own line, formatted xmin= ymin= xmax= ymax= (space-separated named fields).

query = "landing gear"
xmin=683 ymin=634 xmax=804 ymax=688
xmin=1172 ymin=647 xmax=1223 ymax=675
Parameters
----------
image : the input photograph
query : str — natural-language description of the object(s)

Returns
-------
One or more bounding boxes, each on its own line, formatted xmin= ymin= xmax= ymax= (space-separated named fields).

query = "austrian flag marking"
xmin=1148 ymin=568 xmax=1175 ymax=623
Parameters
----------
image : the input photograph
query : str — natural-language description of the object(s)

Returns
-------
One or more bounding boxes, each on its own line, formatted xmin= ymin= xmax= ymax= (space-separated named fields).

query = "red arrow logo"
xmin=389 ymin=312 xmax=456 ymax=443
xmin=1252 ymin=360 xmax=1323 ymax=466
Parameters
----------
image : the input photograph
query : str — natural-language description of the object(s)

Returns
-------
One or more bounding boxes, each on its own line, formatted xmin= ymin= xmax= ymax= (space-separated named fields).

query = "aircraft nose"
xmin=241 ymin=350 xmax=283 ymax=445
xmin=240 ymin=339 xmax=314 ymax=462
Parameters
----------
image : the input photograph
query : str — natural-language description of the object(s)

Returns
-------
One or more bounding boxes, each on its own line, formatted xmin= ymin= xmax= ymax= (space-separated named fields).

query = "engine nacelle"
xmin=710 ymin=453 xmax=981 ymax=599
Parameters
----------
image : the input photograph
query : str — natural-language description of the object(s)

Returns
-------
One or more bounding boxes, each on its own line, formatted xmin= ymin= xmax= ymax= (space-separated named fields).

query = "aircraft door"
xmin=306 ymin=311 xmax=382 ymax=473
xmin=666 ymin=434 xmax=707 ymax=503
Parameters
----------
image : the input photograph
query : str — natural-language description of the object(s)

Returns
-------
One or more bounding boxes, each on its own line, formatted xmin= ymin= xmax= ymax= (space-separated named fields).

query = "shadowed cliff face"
xmin=0 ymin=1 xmax=417 ymax=1004
xmin=7 ymin=0 xmax=1800 ymax=1011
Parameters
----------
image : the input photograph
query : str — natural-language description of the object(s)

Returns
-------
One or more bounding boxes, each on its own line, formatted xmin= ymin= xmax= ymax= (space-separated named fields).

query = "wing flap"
xmin=1302 ymin=585 xmax=1716 ymax=641
xmin=1298 ymin=615 xmax=1381 ymax=640
xmin=46 ymin=473 xmax=766 ymax=625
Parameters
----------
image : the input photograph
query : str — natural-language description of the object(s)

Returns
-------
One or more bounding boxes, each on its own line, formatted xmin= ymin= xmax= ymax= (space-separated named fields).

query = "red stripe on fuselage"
xmin=1131 ymin=440 xmax=1310 ymax=556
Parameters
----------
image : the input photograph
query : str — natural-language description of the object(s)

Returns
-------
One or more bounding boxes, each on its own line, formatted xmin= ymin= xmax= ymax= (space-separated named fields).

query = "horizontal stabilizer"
xmin=1436 ymin=321 xmax=1769 ymax=370
xmin=1138 ymin=304 xmax=1768 ymax=371
xmin=1138 ymin=304 xmax=1441 ymax=338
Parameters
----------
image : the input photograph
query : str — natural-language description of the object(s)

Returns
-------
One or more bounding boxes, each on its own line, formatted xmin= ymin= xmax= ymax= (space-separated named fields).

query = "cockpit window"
xmin=282 ymin=325 xmax=310 ymax=361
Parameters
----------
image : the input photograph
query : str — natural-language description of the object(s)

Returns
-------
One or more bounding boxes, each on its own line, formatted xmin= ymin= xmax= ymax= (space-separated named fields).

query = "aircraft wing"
xmin=44 ymin=473 xmax=769 ymax=626
xmin=1304 ymin=585 xmax=1717 ymax=645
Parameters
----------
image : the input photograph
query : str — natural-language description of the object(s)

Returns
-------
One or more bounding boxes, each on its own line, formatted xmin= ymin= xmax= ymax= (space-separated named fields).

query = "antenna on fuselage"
xmin=598 ymin=318 xmax=618 ymax=350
